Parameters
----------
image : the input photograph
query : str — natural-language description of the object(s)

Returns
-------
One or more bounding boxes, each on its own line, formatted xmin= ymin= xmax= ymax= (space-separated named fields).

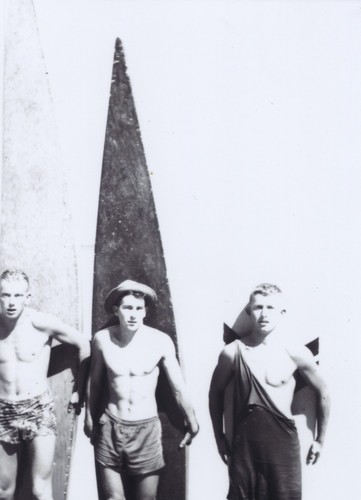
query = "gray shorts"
xmin=95 ymin=410 xmax=165 ymax=475
xmin=0 ymin=389 xmax=57 ymax=444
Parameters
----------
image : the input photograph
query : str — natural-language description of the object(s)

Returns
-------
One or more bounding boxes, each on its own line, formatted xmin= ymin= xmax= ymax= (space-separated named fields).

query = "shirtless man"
xmin=209 ymin=283 xmax=330 ymax=500
xmin=84 ymin=279 xmax=199 ymax=500
xmin=0 ymin=268 xmax=90 ymax=500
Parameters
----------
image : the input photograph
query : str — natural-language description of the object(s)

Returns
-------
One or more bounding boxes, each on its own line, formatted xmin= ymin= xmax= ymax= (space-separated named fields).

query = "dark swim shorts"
xmin=0 ymin=389 xmax=57 ymax=444
xmin=95 ymin=410 xmax=165 ymax=475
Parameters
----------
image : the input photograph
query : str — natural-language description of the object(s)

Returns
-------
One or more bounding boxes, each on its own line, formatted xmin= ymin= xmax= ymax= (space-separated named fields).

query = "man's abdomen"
xmin=108 ymin=373 xmax=159 ymax=421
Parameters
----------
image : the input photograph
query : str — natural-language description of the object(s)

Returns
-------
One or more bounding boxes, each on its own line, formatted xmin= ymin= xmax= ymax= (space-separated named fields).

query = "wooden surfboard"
xmin=92 ymin=39 xmax=185 ymax=500
xmin=1 ymin=1 xmax=81 ymax=498
xmin=223 ymin=313 xmax=319 ymax=476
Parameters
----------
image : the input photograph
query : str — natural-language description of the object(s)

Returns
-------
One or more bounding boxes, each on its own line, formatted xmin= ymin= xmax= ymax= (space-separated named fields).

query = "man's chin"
xmin=258 ymin=325 xmax=273 ymax=335
xmin=127 ymin=323 xmax=139 ymax=330
xmin=6 ymin=312 xmax=19 ymax=319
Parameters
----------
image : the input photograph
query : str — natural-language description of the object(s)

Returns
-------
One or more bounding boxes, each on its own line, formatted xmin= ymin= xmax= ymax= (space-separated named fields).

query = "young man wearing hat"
xmin=209 ymin=283 xmax=330 ymax=500
xmin=85 ymin=280 xmax=199 ymax=500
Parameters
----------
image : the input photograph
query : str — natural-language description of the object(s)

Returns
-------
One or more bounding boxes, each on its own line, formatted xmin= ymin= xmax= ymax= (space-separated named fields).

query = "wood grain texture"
xmin=92 ymin=38 xmax=185 ymax=500
xmin=2 ymin=1 xmax=80 ymax=498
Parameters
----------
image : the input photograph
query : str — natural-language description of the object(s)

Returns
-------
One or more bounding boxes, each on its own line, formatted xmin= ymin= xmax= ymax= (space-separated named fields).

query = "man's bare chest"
xmin=0 ymin=326 xmax=50 ymax=363
xmin=240 ymin=343 xmax=296 ymax=388
xmin=102 ymin=342 xmax=162 ymax=377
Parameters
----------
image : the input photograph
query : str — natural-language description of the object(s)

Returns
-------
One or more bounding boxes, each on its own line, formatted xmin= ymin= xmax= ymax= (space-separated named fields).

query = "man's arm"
xmin=33 ymin=311 xmax=90 ymax=358
xmin=288 ymin=344 xmax=331 ymax=465
xmin=84 ymin=332 xmax=106 ymax=443
xmin=160 ymin=336 xmax=199 ymax=448
xmin=209 ymin=343 xmax=235 ymax=465
xmin=33 ymin=311 xmax=90 ymax=413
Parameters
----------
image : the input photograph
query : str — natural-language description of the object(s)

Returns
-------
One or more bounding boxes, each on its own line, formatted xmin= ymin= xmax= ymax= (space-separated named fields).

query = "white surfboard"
xmin=1 ymin=1 xmax=81 ymax=498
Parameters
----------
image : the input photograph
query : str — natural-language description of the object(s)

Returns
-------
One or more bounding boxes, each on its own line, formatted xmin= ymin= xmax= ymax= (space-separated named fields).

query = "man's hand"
xmin=68 ymin=391 xmax=83 ymax=416
xmin=216 ymin=435 xmax=229 ymax=465
xmin=179 ymin=423 xmax=199 ymax=449
xmin=306 ymin=440 xmax=322 ymax=465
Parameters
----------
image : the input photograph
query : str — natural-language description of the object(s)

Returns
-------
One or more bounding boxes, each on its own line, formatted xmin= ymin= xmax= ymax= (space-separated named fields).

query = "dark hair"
xmin=115 ymin=290 xmax=146 ymax=307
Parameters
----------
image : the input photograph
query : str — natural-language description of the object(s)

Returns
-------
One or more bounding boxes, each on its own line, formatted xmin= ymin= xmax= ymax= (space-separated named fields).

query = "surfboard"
xmin=223 ymin=313 xmax=319 ymax=482
xmin=1 ymin=1 xmax=80 ymax=498
xmin=92 ymin=39 xmax=186 ymax=500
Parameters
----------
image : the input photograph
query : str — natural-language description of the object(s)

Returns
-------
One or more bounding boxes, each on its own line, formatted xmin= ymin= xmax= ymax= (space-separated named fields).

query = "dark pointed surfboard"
xmin=92 ymin=39 xmax=185 ymax=500
xmin=1 ymin=1 xmax=80 ymax=498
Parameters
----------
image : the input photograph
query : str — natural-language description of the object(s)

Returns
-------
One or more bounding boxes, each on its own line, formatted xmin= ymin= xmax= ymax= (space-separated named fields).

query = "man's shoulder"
xmin=284 ymin=339 xmax=315 ymax=367
xmin=139 ymin=325 xmax=176 ymax=357
xmin=141 ymin=325 xmax=173 ymax=344
xmin=23 ymin=307 xmax=39 ymax=320
xmin=260 ymin=330 xmax=313 ymax=368
xmin=28 ymin=308 xmax=57 ymax=332
xmin=93 ymin=328 xmax=111 ymax=346
xmin=141 ymin=324 xmax=166 ymax=336
xmin=220 ymin=339 xmax=239 ymax=360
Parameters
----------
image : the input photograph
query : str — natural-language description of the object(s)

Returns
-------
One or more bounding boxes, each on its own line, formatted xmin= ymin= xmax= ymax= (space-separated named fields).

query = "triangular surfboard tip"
xmin=111 ymin=37 xmax=131 ymax=89
xmin=114 ymin=37 xmax=126 ymax=64
xmin=115 ymin=37 xmax=123 ymax=51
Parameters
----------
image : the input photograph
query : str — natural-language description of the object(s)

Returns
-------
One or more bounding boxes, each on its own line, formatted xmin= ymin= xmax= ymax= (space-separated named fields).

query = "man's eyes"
xmin=1 ymin=294 xmax=23 ymax=297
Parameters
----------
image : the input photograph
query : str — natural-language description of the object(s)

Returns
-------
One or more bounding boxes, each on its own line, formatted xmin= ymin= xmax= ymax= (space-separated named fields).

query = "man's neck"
xmin=0 ymin=315 xmax=21 ymax=337
xmin=113 ymin=324 xmax=142 ymax=347
xmin=243 ymin=327 xmax=275 ymax=347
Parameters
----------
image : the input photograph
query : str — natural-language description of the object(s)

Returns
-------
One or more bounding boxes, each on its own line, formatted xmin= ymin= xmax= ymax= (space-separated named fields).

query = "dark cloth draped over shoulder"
xmin=228 ymin=340 xmax=301 ymax=500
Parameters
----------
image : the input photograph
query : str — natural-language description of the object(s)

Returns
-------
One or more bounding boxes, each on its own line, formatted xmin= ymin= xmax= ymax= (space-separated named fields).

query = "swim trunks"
xmin=0 ymin=389 xmax=57 ymax=444
xmin=95 ymin=410 xmax=165 ymax=475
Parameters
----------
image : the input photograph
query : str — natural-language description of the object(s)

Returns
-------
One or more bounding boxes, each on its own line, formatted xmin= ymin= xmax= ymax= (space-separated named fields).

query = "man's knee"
xmin=0 ymin=481 xmax=16 ymax=500
xmin=32 ymin=477 xmax=53 ymax=500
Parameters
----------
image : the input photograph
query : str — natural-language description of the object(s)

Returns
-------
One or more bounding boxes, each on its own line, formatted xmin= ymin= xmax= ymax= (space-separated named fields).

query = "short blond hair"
xmin=0 ymin=268 xmax=29 ymax=288
xmin=246 ymin=283 xmax=282 ymax=313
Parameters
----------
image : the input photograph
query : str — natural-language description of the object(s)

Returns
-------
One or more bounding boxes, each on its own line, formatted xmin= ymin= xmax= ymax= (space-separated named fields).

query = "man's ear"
xmin=112 ymin=305 xmax=119 ymax=315
xmin=25 ymin=293 xmax=31 ymax=304
xmin=245 ymin=305 xmax=251 ymax=315
xmin=281 ymin=309 xmax=286 ymax=315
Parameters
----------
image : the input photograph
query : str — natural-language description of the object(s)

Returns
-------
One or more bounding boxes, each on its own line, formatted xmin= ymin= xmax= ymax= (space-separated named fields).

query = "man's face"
xmin=114 ymin=294 xmax=146 ymax=333
xmin=0 ymin=279 xmax=30 ymax=320
xmin=249 ymin=293 xmax=284 ymax=336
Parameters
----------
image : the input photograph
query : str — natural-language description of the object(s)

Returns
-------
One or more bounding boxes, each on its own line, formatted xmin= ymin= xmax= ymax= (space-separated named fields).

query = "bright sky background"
xmin=2 ymin=1 xmax=361 ymax=499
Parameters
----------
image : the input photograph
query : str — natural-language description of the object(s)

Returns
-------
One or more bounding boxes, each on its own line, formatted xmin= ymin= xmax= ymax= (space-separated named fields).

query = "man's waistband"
xmin=0 ymin=388 xmax=52 ymax=406
xmin=105 ymin=409 xmax=159 ymax=426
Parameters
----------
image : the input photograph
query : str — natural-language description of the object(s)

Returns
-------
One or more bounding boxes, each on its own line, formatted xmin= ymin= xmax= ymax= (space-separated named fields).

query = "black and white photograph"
xmin=0 ymin=1 xmax=360 ymax=499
